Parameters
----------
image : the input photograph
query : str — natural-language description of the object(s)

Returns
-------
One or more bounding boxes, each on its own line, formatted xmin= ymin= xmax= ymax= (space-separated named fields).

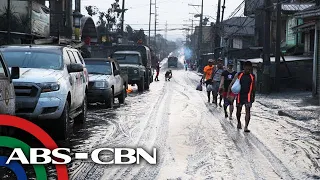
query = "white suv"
xmin=1 ymin=45 xmax=88 ymax=140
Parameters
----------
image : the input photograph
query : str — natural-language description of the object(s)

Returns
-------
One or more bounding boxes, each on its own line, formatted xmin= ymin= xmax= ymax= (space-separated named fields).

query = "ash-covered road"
xmin=69 ymin=57 xmax=320 ymax=180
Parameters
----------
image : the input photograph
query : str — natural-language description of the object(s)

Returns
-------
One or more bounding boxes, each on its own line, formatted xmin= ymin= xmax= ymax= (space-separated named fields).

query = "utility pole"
xmin=214 ymin=0 xmax=222 ymax=59
xmin=165 ymin=21 xmax=168 ymax=40
xmin=199 ymin=0 xmax=204 ymax=62
xmin=154 ymin=0 xmax=157 ymax=56
xmin=221 ymin=0 xmax=226 ymax=61
xmin=148 ymin=0 xmax=152 ymax=46
xmin=221 ymin=0 xmax=226 ymax=22
xmin=121 ymin=0 xmax=125 ymax=36
xmin=262 ymin=0 xmax=272 ymax=94
xmin=7 ymin=0 xmax=11 ymax=44
xmin=275 ymin=0 xmax=281 ymax=92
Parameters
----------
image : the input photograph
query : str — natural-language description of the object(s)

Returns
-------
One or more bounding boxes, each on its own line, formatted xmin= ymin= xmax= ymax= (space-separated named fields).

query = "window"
xmin=84 ymin=60 xmax=112 ymax=75
xmin=112 ymin=54 xmax=139 ymax=64
xmin=2 ymin=51 xmax=62 ymax=70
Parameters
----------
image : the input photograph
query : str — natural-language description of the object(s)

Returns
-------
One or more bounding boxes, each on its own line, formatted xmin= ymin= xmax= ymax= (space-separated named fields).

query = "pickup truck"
xmin=1 ymin=45 xmax=89 ymax=141
xmin=0 ymin=53 xmax=19 ymax=115
xmin=84 ymin=58 xmax=128 ymax=108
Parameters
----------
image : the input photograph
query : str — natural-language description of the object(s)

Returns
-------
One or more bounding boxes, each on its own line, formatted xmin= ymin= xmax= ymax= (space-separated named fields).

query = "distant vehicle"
xmin=168 ymin=56 xmax=178 ymax=68
xmin=111 ymin=45 xmax=153 ymax=91
xmin=1 ymin=45 xmax=89 ymax=140
xmin=84 ymin=58 xmax=128 ymax=108
xmin=0 ymin=53 xmax=19 ymax=115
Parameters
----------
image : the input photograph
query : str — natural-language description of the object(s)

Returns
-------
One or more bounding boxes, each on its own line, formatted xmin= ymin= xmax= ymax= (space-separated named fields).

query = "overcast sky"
xmin=80 ymin=0 xmax=242 ymax=41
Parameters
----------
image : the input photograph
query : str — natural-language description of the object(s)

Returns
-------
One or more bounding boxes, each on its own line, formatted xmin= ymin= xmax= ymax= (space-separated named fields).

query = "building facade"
xmin=294 ymin=3 xmax=320 ymax=104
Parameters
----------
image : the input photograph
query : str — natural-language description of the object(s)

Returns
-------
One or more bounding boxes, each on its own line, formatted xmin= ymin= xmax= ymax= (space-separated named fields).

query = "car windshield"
xmin=112 ymin=54 xmax=139 ymax=64
xmin=2 ymin=51 xmax=62 ymax=70
xmin=84 ymin=60 xmax=112 ymax=75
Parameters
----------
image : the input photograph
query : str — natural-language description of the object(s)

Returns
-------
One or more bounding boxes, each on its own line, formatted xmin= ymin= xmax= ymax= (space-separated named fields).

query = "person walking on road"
xmin=212 ymin=59 xmax=224 ymax=106
xmin=202 ymin=59 xmax=215 ymax=103
xmin=155 ymin=61 xmax=160 ymax=81
xmin=219 ymin=60 xmax=237 ymax=119
xmin=184 ymin=62 xmax=188 ymax=71
xmin=228 ymin=61 xmax=255 ymax=132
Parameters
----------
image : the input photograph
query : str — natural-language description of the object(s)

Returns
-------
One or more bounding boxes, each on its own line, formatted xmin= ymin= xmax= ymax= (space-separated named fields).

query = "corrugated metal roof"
xmin=238 ymin=56 xmax=313 ymax=64
xmin=294 ymin=5 xmax=320 ymax=18
xmin=281 ymin=3 xmax=315 ymax=12
xmin=221 ymin=17 xmax=255 ymax=37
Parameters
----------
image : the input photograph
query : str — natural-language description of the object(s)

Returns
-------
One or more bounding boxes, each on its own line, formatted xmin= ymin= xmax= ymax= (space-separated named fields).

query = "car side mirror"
xmin=68 ymin=63 xmax=83 ymax=73
xmin=114 ymin=70 xmax=120 ymax=76
xmin=10 ymin=67 xmax=20 ymax=79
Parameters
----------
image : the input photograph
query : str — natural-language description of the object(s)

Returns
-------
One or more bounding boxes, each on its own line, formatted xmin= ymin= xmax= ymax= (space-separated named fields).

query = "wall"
xmin=286 ymin=17 xmax=297 ymax=45
xmin=317 ymin=24 xmax=320 ymax=103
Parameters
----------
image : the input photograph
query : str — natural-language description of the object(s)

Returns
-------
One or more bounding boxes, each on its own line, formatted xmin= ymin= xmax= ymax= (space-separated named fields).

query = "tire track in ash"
xmin=185 ymin=71 xmax=294 ymax=180
xmin=130 ymin=80 xmax=172 ymax=179
xmin=97 ymin=76 xmax=171 ymax=180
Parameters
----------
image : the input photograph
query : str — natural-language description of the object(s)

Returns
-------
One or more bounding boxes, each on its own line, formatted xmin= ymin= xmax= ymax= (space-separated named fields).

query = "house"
xmin=277 ymin=3 xmax=315 ymax=55
xmin=221 ymin=17 xmax=255 ymax=50
xmin=294 ymin=2 xmax=320 ymax=104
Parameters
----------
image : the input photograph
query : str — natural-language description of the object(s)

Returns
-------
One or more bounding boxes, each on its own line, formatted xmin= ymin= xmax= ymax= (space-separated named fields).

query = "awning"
xmin=238 ymin=56 xmax=313 ymax=64
xmin=294 ymin=6 xmax=320 ymax=18
xmin=281 ymin=3 xmax=315 ymax=13
xmin=292 ymin=21 xmax=316 ymax=33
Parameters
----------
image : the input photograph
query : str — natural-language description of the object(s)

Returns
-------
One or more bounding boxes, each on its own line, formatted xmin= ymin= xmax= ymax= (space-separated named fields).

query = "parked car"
xmin=168 ymin=56 xmax=178 ymax=68
xmin=0 ymin=45 xmax=88 ymax=140
xmin=84 ymin=58 xmax=128 ymax=108
xmin=111 ymin=45 xmax=153 ymax=91
xmin=0 ymin=52 xmax=19 ymax=115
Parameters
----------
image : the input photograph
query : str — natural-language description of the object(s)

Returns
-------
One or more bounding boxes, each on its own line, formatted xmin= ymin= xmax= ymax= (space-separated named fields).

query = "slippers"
xmin=244 ymin=129 xmax=251 ymax=133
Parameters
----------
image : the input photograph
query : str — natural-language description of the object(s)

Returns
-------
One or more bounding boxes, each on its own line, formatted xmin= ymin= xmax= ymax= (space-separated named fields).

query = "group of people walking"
xmin=202 ymin=58 xmax=256 ymax=133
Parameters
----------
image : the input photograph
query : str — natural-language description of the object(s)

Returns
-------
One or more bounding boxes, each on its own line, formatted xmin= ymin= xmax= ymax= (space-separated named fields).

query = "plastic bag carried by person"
xmin=231 ymin=79 xmax=241 ymax=94
xmin=196 ymin=83 xmax=203 ymax=91
xmin=207 ymin=84 xmax=214 ymax=92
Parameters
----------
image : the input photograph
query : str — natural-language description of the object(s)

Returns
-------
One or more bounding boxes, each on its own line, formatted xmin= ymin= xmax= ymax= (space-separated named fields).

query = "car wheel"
xmin=105 ymin=88 xmax=114 ymax=108
xmin=138 ymin=77 xmax=145 ymax=92
xmin=118 ymin=85 xmax=126 ymax=104
xmin=56 ymin=101 xmax=71 ymax=141
xmin=75 ymin=95 xmax=87 ymax=123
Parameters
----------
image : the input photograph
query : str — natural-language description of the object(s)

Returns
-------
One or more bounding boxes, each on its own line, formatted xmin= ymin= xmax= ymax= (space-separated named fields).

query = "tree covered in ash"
xmin=85 ymin=0 xmax=122 ymax=33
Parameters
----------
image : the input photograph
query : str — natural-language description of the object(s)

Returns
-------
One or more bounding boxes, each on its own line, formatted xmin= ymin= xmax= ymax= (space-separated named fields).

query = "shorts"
xmin=204 ymin=79 xmax=212 ymax=86
xmin=222 ymin=92 xmax=236 ymax=98
xmin=236 ymin=94 xmax=253 ymax=108
xmin=236 ymin=102 xmax=252 ymax=108
xmin=212 ymin=81 xmax=220 ymax=95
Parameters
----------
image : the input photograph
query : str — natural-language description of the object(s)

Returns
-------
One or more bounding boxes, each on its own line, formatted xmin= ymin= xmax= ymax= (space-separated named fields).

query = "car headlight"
xmin=94 ymin=81 xmax=108 ymax=88
xmin=134 ymin=70 xmax=138 ymax=74
xmin=37 ymin=82 xmax=60 ymax=93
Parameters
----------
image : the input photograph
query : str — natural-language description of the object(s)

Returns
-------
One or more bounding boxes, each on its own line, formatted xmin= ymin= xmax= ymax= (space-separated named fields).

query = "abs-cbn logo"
xmin=6 ymin=148 xmax=157 ymax=165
